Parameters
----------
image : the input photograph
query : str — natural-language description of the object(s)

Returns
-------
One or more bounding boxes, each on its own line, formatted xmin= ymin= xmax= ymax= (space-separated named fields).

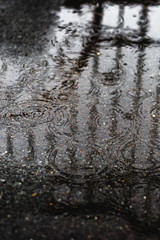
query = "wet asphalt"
xmin=1 ymin=0 xmax=160 ymax=239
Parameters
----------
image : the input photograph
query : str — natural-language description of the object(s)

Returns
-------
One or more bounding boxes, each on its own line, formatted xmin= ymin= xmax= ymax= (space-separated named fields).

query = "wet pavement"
xmin=1 ymin=0 xmax=160 ymax=239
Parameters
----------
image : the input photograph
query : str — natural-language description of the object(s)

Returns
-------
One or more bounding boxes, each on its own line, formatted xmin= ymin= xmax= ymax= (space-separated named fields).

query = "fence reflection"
xmin=1 ymin=0 xmax=160 ymax=232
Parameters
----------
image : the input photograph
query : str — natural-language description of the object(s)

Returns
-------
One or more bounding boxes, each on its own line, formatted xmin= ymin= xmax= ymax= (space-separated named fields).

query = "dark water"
xmin=1 ymin=0 xmax=160 ymax=239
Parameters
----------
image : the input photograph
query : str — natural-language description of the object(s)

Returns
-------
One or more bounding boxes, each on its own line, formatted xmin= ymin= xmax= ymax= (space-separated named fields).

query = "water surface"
xmin=1 ymin=0 xmax=160 ymax=239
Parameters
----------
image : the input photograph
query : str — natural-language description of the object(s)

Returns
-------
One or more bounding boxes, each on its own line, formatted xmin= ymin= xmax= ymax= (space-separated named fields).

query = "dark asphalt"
xmin=1 ymin=0 xmax=160 ymax=239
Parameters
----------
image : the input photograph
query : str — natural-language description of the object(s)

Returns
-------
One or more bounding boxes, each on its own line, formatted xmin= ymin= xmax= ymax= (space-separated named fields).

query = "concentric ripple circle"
xmin=47 ymin=143 xmax=110 ymax=183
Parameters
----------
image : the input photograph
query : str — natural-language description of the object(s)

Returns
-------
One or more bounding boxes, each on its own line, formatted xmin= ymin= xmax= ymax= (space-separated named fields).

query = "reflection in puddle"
xmin=148 ymin=6 xmax=160 ymax=40
xmin=1 ymin=0 xmax=160 ymax=238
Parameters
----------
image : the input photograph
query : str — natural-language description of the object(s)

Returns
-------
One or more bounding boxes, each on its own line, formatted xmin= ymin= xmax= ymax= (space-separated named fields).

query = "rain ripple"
xmin=126 ymin=88 xmax=152 ymax=102
xmin=47 ymin=143 xmax=109 ymax=183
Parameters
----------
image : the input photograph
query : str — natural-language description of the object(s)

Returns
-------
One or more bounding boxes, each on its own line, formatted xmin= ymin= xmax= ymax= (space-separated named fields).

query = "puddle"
xmin=1 ymin=0 xmax=160 ymax=239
